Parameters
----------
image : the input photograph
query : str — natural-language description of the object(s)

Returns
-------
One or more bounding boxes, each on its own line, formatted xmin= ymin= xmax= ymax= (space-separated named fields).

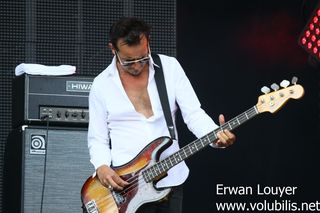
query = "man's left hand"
xmin=214 ymin=114 xmax=236 ymax=148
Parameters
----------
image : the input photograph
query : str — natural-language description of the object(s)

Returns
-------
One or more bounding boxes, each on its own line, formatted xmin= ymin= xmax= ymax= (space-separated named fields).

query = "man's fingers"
xmin=107 ymin=177 xmax=120 ymax=190
xmin=216 ymin=130 xmax=235 ymax=147
xmin=224 ymin=129 xmax=235 ymax=140
xmin=217 ymin=131 xmax=228 ymax=143
xmin=114 ymin=175 xmax=129 ymax=187
xmin=218 ymin=114 xmax=225 ymax=125
xmin=105 ymin=174 xmax=129 ymax=190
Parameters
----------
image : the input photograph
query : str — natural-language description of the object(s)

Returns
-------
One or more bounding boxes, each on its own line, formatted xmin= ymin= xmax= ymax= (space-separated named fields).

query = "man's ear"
xmin=108 ymin=43 xmax=115 ymax=55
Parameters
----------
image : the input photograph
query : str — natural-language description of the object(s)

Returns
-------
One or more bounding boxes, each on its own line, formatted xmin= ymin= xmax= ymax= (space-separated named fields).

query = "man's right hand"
xmin=96 ymin=165 xmax=129 ymax=190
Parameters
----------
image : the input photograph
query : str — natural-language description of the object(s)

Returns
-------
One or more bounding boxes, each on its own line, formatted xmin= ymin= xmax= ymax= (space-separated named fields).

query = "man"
xmin=87 ymin=17 xmax=236 ymax=213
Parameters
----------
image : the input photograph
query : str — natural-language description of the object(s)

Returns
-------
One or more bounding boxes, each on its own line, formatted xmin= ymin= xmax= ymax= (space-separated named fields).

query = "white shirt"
xmin=88 ymin=54 xmax=218 ymax=187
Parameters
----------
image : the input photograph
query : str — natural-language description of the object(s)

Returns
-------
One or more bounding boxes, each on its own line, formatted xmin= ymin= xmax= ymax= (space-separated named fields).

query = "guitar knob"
xmin=261 ymin=86 xmax=270 ymax=94
xmin=271 ymin=83 xmax=279 ymax=91
xmin=291 ymin=76 xmax=298 ymax=85
xmin=280 ymin=80 xmax=290 ymax=88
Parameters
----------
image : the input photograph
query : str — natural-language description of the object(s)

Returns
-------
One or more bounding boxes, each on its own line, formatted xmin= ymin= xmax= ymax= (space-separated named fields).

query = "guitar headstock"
xmin=256 ymin=78 xmax=304 ymax=113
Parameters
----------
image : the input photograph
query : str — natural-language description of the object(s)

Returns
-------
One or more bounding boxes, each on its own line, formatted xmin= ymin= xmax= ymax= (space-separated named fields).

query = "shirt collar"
xmin=105 ymin=56 xmax=117 ymax=77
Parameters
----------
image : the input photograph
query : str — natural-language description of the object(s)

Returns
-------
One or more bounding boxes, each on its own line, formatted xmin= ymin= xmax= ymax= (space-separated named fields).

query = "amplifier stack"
xmin=5 ymin=74 xmax=96 ymax=212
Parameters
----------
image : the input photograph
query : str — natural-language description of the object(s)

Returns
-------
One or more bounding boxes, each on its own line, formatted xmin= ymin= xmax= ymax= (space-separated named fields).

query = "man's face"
xmin=114 ymin=36 xmax=150 ymax=76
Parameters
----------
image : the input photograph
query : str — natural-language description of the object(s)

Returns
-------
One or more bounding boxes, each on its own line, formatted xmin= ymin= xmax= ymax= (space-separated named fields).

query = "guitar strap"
xmin=152 ymin=53 xmax=176 ymax=140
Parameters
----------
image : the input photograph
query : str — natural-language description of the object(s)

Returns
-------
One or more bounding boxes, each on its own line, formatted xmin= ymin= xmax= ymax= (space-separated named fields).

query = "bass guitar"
xmin=81 ymin=78 xmax=304 ymax=213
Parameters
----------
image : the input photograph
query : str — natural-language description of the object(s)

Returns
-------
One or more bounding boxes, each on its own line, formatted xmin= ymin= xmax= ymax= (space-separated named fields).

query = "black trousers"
xmin=136 ymin=185 xmax=183 ymax=213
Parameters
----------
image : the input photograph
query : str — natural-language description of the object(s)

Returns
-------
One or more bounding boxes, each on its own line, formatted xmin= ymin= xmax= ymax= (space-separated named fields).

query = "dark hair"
xmin=109 ymin=17 xmax=151 ymax=50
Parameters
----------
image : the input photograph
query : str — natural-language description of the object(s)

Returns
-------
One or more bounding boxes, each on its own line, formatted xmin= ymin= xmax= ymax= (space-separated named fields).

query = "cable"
xmin=40 ymin=115 xmax=50 ymax=213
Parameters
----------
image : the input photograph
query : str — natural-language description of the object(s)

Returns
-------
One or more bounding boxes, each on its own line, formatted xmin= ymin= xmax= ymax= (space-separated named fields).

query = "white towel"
xmin=15 ymin=63 xmax=76 ymax=76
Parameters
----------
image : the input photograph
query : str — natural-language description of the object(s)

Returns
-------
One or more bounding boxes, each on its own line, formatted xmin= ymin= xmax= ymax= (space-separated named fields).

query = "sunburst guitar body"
xmin=81 ymin=137 xmax=172 ymax=213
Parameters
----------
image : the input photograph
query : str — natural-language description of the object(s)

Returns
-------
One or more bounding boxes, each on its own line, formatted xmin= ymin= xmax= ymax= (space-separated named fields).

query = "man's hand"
xmin=96 ymin=165 xmax=129 ymax=190
xmin=214 ymin=114 xmax=236 ymax=148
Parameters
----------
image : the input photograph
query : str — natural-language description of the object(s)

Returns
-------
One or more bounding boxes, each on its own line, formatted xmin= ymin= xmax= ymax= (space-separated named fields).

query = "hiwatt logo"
xmin=30 ymin=135 xmax=46 ymax=155
xmin=66 ymin=81 xmax=92 ymax=93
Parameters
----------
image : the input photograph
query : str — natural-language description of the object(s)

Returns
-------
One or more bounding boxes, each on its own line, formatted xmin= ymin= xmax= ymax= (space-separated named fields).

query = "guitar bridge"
xmin=85 ymin=200 xmax=99 ymax=213
xmin=112 ymin=191 xmax=125 ymax=205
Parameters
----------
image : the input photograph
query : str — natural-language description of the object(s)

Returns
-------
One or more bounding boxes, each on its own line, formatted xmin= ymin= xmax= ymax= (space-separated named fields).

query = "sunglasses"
xmin=115 ymin=51 xmax=150 ymax=68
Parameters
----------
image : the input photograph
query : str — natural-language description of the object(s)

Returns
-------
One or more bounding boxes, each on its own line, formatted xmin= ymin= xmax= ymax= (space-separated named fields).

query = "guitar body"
xmin=81 ymin=136 xmax=173 ymax=213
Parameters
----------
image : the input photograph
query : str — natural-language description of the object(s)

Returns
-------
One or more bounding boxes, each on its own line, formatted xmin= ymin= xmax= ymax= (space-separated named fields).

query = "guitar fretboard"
xmin=142 ymin=106 xmax=259 ymax=183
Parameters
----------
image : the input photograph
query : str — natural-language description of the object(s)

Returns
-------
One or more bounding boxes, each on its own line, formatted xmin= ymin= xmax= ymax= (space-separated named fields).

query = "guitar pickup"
xmin=85 ymin=200 xmax=99 ymax=213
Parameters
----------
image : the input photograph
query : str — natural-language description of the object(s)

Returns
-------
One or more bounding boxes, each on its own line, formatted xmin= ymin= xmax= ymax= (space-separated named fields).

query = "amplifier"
xmin=12 ymin=74 xmax=95 ymax=127
xmin=3 ymin=126 xmax=93 ymax=213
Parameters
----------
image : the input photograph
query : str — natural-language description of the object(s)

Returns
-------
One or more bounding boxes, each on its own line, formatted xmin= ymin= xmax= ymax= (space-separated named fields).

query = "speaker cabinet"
xmin=4 ymin=126 xmax=94 ymax=213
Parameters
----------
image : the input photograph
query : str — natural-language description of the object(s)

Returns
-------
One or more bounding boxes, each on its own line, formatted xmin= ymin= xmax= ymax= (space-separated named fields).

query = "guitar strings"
xmin=88 ymin=174 xmax=143 ymax=208
xmin=88 ymin=115 xmax=255 ymax=207
xmin=86 ymin=106 xmax=259 ymax=209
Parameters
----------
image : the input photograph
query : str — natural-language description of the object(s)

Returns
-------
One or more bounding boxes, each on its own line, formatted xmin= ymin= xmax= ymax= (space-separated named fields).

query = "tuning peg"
xmin=261 ymin=86 xmax=270 ymax=94
xmin=280 ymin=80 xmax=290 ymax=88
xmin=291 ymin=76 xmax=298 ymax=85
xmin=271 ymin=83 xmax=279 ymax=91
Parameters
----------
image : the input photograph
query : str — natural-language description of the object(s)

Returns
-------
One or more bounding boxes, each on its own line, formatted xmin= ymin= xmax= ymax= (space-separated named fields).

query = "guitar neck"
xmin=143 ymin=106 xmax=259 ymax=183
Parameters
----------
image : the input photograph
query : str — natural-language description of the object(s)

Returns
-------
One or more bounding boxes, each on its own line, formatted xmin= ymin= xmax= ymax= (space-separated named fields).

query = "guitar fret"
xmin=245 ymin=111 xmax=249 ymax=119
xmin=191 ymin=143 xmax=197 ymax=152
xmin=182 ymin=148 xmax=187 ymax=158
xmin=175 ymin=152 xmax=181 ymax=162
xmin=168 ymin=157 xmax=174 ymax=167
xmin=159 ymin=162 xmax=166 ymax=174
xmin=194 ymin=143 xmax=199 ymax=151
xmin=171 ymin=157 xmax=176 ymax=165
xmin=168 ymin=157 xmax=175 ymax=166
xmin=213 ymin=131 xmax=218 ymax=141
xmin=173 ymin=155 xmax=178 ymax=164
xmin=208 ymin=133 xmax=215 ymax=142
xmin=231 ymin=119 xmax=237 ymax=128
xmin=206 ymin=134 xmax=211 ymax=145
xmin=142 ymin=170 xmax=149 ymax=182
xmin=188 ymin=145 xmax=193 ymax=155
xmin=199 ymin=138 xmax=204 ymax=147
xmin=189 ymin=145 xmax=194 ymax=154
xmin=146 ymin=169 xmax=151 ymax=181
xmin=168 ymin=158 xmax=172 ymax=168
xmin=159 ymin=161 xmax=165 ymax=172
xmin=184 ymin=148 xmax=190 ymax=156
xmin=148 ymin=170 xmax=153 ymax=182
xmin=152 ymin=167 xmax=158 ymax=178
xmin=164 ymin=159 xmax=169 ymax=169
xmin=155 ymin=165 xmax=160 ymax=174
xmin=148 ymin=169 xmax=154 ymax=181
xmin=236 ymin=117 xmax=240 ymax=124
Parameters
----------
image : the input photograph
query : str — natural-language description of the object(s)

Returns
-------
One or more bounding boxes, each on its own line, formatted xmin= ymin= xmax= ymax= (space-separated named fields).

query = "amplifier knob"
xmin=72 ymin=112 xmax=78 ymax=118
xmin=65 ymin=111 xmax=69 ymax=118
xmin=81 ymin=111 xmax=86 ymax=119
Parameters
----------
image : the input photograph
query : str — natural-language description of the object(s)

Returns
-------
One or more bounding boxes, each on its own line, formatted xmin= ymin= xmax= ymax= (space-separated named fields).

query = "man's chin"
xmin=127 ymin=69 xmax=142 ymax=76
